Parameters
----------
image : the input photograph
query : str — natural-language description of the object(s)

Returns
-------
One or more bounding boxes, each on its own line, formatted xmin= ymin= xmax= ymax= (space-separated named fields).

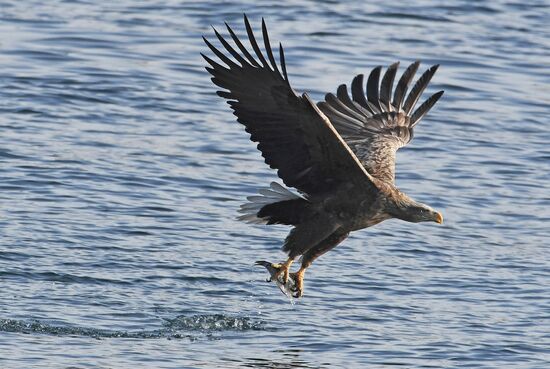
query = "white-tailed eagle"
xmin=202 ymin=15 xmax=444 ymax=297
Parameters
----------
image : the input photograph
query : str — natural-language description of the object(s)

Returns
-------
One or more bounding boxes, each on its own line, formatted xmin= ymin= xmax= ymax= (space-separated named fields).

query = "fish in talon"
xmin=255 ymin=261 xmax=296 ymax=297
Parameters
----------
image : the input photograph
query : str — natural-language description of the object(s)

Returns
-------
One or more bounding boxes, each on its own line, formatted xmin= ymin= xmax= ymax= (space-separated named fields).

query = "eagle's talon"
xmin=289 ymin=269 xmax=305 ymax=298
xmin=291 ymin=285 xmax=303 ymax=298
xmin=272 ymin=259 xmax=293 ymax=284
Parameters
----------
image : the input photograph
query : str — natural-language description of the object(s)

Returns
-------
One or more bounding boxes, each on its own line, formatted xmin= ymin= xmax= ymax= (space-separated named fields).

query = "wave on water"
xmin=0 ymin=314 xmax=266 ymax=340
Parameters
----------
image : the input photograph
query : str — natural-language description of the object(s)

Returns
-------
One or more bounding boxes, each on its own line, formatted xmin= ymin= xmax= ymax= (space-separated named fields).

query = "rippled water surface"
xmin=0 ymin=1 xmax=549 ymax=368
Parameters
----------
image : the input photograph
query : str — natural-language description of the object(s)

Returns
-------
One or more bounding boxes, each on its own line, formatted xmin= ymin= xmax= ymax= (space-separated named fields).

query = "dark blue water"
xmin=0 ymin=1 xmax=549 ymax=368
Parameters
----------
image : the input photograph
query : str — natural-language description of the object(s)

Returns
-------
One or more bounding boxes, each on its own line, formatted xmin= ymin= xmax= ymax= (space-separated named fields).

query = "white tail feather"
xmin=237 ymin=182 xmax=302 ymax=224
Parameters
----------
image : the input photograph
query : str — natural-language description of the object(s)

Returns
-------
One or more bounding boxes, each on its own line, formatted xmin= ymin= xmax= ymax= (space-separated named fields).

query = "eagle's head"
xmin=401 ymin=203 xmax=443 ymax=224
xmin=388 ymin=195 xmax=443 ymax=224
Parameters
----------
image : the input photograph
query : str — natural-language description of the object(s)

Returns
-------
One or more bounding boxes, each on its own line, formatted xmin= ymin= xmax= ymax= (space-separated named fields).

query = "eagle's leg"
xmin=290 ymin=231 xmax=349 ymax=298
xmin=289 ymin=267 xmax=306 ymax=298
xmin=272 ymin=257 xmax=294 ymax=284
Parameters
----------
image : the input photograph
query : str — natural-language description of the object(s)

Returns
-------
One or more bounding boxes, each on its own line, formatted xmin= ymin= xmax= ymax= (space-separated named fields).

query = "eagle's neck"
xmin=384 ymin=189 xmax=422 ymax=221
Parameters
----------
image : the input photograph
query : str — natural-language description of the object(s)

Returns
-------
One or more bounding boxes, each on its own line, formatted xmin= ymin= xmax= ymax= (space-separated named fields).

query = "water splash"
xmin=164 ymin=314 xmax=265 ymax=331
xmin=0 ymin=314 xmax=266 ymax=340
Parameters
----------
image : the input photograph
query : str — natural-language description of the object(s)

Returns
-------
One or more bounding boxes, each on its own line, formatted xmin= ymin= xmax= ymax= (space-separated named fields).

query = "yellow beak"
xmin=435 ymin=212 xmax=443 ymax=224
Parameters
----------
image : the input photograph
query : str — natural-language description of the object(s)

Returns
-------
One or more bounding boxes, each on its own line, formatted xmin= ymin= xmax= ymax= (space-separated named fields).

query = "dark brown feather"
xmin=379 ymin=62 xmax=399 ymax=111
xmin=392 ymin=61 xmax=420 ymax=111
xmin=403 ymin=64 xmax=439 ymax=115
xmin=366 ymin=66 xmax=382 ymax=112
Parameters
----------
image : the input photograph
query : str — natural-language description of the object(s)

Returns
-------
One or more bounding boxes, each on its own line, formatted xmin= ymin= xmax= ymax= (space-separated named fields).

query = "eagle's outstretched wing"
xmin=318 ymin=62 xmax=444 ymax=183
xmin=202 ymin=15 xmax=378 ymax=198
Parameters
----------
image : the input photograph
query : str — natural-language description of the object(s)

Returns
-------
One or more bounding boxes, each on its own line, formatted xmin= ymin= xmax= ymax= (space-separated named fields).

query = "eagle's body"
xmin=203 ymin=16 xmax=444 ymax=297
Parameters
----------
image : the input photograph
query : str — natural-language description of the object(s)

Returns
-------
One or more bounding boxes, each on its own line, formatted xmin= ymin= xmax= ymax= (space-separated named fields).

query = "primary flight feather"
xmin=202 ymin=15 xmax=444 ymax=298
